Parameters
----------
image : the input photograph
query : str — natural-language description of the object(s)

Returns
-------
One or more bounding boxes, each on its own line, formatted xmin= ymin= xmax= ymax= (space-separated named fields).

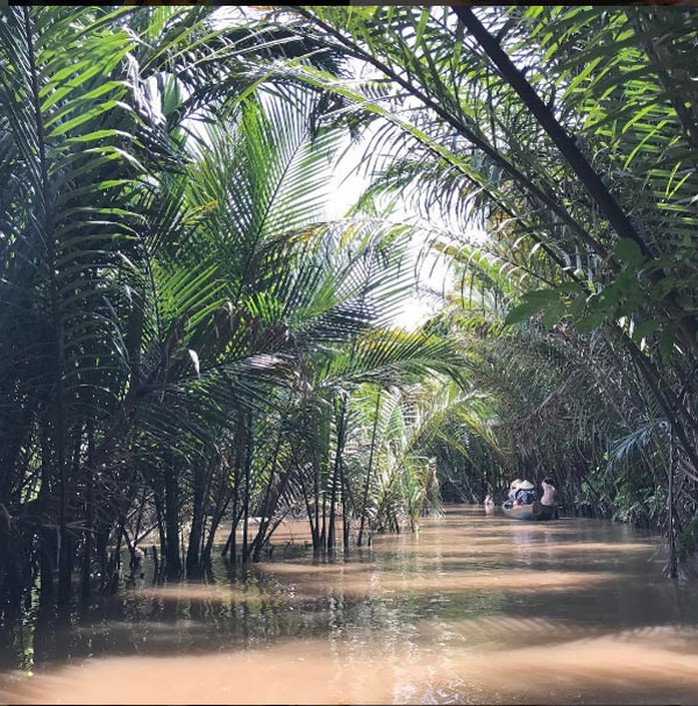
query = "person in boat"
xmin=508 ymin=478 xmax=523 ymax=501
xmin=514 ymin=479 xmax=537 ymax=506
xmin=540 ymin=477 xmax=558 ymax=507
xmin=484 ymin=490 xmax=495 ymax=514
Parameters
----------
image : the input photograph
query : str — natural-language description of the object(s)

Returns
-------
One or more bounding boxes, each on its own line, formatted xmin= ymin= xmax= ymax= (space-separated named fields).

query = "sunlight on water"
xmin=256 ymin=563 xmax=621 ymax=596
xmin=2 ymin=505 xmax=698 ymax=705
xmin=134 ymin=585 xmax=251 ymax=603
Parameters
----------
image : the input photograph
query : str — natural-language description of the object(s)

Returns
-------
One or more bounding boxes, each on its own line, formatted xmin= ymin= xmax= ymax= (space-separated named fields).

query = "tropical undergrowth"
xmin=0 ymin=6 xmax=467 ymax=615
xmin=279 ymin=4 xmax=698 ymax=574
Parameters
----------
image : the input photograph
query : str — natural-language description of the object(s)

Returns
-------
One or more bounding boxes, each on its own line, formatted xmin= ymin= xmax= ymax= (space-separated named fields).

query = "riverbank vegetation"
xmin=1 ymin=5 xmax=697 ymax=612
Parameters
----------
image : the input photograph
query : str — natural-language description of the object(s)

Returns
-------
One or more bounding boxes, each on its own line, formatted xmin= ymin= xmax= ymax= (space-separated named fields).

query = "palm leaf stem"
xmin=453 ymin=5 xmax=698 ymax=354
xmin=22 ymin=6 xmax=71 ymax=604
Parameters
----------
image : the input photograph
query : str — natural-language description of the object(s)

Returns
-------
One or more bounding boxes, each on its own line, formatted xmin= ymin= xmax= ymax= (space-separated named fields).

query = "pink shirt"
xmin=541 ymin=481 xmax=557 ymax=506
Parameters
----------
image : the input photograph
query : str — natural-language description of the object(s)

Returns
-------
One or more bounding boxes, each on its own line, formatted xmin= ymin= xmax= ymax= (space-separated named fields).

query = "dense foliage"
xmin=280 ymin=5 xmax=698 ymax=576
xmin=1 ymin=5 xmax=697 ymax=612
xmin=0 ymin=6 xmax=465 ymax=610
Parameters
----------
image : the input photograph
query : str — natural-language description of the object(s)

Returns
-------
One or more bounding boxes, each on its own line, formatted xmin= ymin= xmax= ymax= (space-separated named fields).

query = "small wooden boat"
xmin=502 ymin=500 xmax=556 ymax=521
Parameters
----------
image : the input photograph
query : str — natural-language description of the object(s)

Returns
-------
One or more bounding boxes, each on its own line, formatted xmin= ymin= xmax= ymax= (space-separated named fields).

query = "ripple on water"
xmin=2 ymin=505 xmax=698 ymax=705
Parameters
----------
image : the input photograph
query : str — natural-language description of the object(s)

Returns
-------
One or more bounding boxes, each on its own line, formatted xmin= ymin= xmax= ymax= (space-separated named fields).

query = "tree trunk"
xmin=38 ymin=424 xmax=55 ymax=606
xmin=81 ymin=421 xmax=95 ymax=600
xmin=242 ymin=413 xmax=253 ymax=562
xmin=298 ymin=470 xmax=319 ymax=553
xmin=39 ymin=528 xmax=56 ymax=607
xmin=329 ymin=396 xmax=349 ymax=553
xmin=153 ymin=489 xmax=167 ymax=576
xmin=314 ymin=454 xmax=321 ymax=555
xmin=186 ymin=466 xmax=205 ymax=576
xmin=667 ymin=429 xmax=678 ymax=579
xmin=202 ymin=481 xmax=232 ymax=565
xmin=249 ymin=407 xmax=292 ymax=562
xmin=358 ymin=390 xmax=381 ymax=547
xmin=163 ymin=451 xmax=181 ymax=578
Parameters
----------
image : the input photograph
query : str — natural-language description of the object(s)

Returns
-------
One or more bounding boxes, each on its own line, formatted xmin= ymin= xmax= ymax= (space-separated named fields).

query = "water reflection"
xmin=1 ymin=505 xmax=698 ymax=705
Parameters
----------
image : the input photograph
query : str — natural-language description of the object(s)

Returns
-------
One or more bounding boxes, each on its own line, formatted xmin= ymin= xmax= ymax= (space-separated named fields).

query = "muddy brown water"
xmin=2 ymin=505 xmax=698 ymax=705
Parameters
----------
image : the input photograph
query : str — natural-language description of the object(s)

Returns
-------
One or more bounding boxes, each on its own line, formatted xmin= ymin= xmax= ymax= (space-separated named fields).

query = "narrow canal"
xmin=2 ymin=505 xmax=698 ymax=704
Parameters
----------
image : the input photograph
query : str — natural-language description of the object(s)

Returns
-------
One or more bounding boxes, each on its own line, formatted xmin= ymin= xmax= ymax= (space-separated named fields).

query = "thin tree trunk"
xmin=250 ymin=406 xmax=292 ymax=562
xmin=667 ymin=428 xmax=678 ymax=579
xmin=341 ymin=470 xmax=350 ymax=552
xmin=132 ymin=488 xmax=147 ymax=556
xmin=186 ymin=467 xmax=205 ymax=576
xmin=39 ymin=528 xmax=56 ymax=607
xmin=241 ymin=413 xmax=253 ymax=562
xmin=96 ymin=524 xmax=109 ymax=593
xmin=320 ymin=480 xmax=327 ymax=552
xmin=81 ymin=420 xmax=95 ymax=600
xmin=298 ymin=470 xmax=319 ymax=552
xmin=223 ymin=482 xmax=239 ymax=563
xmin=153 ymin=489 xmax=167 ymax=569
xmin=122 ymin=524 xmax=139 ymax=569
xmin=314 ymin=453 xmax=321 ymax=555
xmin=358 ymin=390 xmax=382 ymax=547
xmin=327 ymin=465 xmax=338 ymax=553
xmin=203 ymin=483 xmax=232 ymax=565
xmin=38 ymin=423 xmax=55 ymax=606
xmin=328 ymin=397 xmax=347 ymax=552
xmin=163 ymin=451 xmax=181 ymax=578
xmin=105 ymin=524 xmax=124 ymax=595
xmin=222 ymin=440 xmax=244 ymax=563
xmin=152 ymin=545 xmax=160 ymax=583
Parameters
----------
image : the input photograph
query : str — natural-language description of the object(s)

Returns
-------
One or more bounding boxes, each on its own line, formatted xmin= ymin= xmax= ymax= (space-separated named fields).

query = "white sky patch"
xmin=325 ymin=136 xmax=449 ymax=331
xmin=326 ymin=128 xmax=489 ymax=332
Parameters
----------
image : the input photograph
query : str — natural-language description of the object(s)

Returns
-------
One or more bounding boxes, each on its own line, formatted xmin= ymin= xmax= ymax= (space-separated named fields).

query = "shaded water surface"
xmin=2 ymin=505 xmax=698 ymax=704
